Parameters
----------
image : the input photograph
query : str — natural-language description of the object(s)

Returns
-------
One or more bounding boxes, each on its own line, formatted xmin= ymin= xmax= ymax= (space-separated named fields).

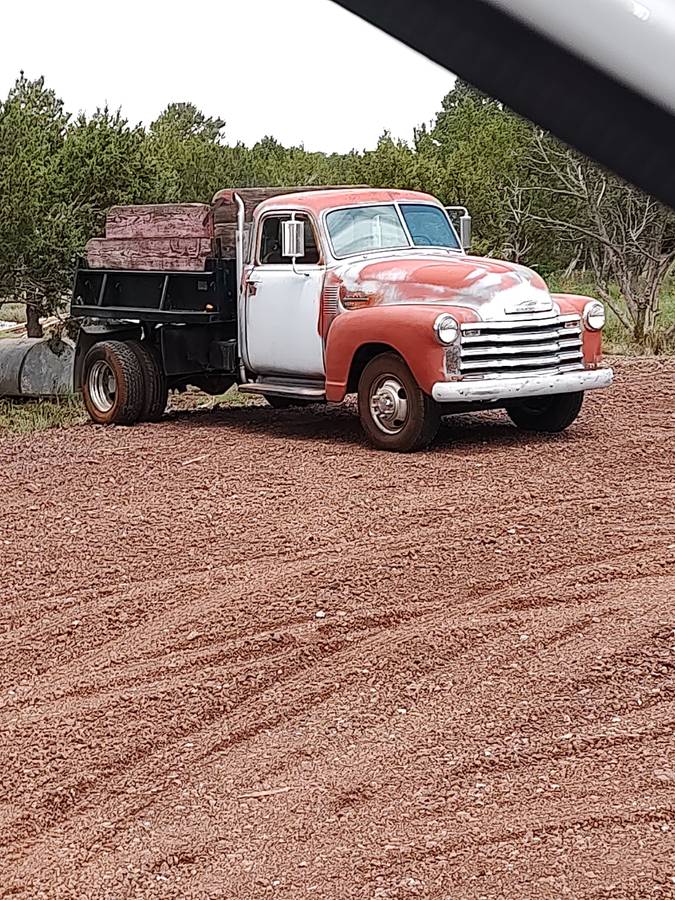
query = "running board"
xmin=238 ymin=380 xmax=326 ymax=400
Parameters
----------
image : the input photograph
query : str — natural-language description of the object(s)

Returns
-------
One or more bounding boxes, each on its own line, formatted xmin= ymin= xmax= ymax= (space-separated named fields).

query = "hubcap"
xmin=369 ymin=375 xmax=409 ymax=435
xmin=88 ymin=360 xmax=117 ymax=413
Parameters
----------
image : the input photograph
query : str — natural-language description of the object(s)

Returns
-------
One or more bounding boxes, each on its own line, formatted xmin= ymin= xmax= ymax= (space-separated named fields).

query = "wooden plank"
xmin=213 ymin=223 xmax=237 ymax=259
xmin=105 ymin=204 xmax=213 ymax=239
xmin=85 ymin=237 xmax=212 ymax=272
xmin=88 ymin=187 xmax=371 ymax=269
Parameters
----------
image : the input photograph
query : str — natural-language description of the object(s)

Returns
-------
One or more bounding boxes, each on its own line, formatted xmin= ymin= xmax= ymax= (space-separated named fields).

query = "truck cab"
xmin=71 ymin=187 xmax=612 ymax=451
xmin=236 ymin=188 xmax=612 ymax=449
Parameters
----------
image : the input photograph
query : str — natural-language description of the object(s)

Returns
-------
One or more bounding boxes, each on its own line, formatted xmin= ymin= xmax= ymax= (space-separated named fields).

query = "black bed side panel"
xmin=71 ymin=258 xmax=237 ymax=325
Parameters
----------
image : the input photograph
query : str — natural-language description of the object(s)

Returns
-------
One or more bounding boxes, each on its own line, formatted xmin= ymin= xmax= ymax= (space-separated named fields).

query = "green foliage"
xmin=58 ymin=108 xmax=156 ymax=240
xmin=530 ymin=136 xmax=675 ymax=345
xmin=0 ymin=72 xmax=672 ymax=350
xmin=429 ymin=81 xmax=564 ymax=266
xmin=0 ymin=74 xmax=71 ymax=333
xmin=0 ymin=302 xmax=26 ymax=324
xmin=149 ymin=102 xmax=226 ymax=201
xmin=0 ymin=395 xmax=84 ymax=434
xmin=0 ymin=78 xmax=157 ymax=333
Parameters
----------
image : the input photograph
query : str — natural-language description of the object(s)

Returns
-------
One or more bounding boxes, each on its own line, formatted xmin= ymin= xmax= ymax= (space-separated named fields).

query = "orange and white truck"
xmin=69 ymin=186 xmax=612 ymax=451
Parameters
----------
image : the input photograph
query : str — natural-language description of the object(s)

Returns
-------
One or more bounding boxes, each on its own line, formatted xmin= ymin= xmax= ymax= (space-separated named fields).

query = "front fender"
xmin=552 ymin=293 xmax=603 ymax=365
xmin=324 ymin=304 xmax=479 ymax=402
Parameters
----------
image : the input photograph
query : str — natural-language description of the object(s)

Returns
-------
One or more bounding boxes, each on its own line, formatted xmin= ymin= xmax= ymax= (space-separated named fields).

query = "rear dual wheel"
xmin=82 ymin=340 xmax=167 ymax=425
xmin=128 ymin=340 xmax=168 ymax=422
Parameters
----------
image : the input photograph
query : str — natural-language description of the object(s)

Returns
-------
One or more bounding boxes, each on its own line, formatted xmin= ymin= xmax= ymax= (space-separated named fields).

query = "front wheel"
xmin=357 ymin=352 xmax=440 ymax=452
xmin=505 ymin=391 xmax=584 ymax=433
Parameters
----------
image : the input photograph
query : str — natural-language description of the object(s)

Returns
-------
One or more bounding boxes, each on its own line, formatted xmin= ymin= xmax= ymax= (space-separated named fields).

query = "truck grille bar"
xmin=459 ymin=313 xmax=584 ymax=378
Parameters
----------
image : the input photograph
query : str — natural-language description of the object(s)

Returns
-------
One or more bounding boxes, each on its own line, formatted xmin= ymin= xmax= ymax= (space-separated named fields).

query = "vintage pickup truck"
xmin=68 ymin=186 xmax=612 ymax=451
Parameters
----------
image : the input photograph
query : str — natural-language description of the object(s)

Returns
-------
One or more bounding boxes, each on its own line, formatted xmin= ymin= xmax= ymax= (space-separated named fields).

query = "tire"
xmin=82 ymin=340 xmax=145 ymax=425
xmin=128 ymin=340 xmax=168 ymax=422
xmin=357 ymin=352 xmax=440 ymax=452
xmin=263 ymin=395 xmax=312 ymax=409
xmin=505 ymin=391 xmax=584 ymax=433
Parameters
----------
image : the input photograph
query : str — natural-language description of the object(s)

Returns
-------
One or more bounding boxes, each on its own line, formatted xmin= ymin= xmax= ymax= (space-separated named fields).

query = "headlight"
xmin=583 ymin=301 xmax=606 ymax=331
xmin=434 ymin=314 xmax=459 ymax=344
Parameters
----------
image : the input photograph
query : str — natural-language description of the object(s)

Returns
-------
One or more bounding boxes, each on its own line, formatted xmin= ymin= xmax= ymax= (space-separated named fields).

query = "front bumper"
xmin=431 ymin=367 xmax=614 ymax=403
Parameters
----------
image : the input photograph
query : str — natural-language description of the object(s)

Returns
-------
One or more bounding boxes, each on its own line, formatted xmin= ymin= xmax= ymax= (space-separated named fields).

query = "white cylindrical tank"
xmin=0 ymin=338 xmax=75 ymax=398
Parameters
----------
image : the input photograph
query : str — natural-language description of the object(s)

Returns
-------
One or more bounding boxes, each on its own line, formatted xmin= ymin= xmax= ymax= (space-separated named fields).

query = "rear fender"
xmin=324 ymin=304 xmax=480 ymax=402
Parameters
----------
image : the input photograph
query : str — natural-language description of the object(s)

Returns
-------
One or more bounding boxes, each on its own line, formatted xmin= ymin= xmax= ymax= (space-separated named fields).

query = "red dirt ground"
xmin=0 ymin=358 xmax=673 ymax=899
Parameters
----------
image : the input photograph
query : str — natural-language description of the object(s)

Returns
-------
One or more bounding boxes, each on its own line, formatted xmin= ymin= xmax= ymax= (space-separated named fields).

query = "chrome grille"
xmin=460 ymin=313 xmax=584 ymax=379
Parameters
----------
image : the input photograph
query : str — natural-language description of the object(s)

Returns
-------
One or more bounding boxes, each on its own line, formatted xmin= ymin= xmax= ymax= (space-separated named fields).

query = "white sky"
xmin=0 ymin=0 xmax=454 ymax=152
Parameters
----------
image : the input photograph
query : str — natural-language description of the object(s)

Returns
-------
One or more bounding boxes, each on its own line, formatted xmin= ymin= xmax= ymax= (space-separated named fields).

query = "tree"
xmin=428 ymin=81 xmax=570 ymax=269
xmin=0 ymin=72 xmax=670 ymax=350
xmin=360 ymin=131 xmax=443 ymax=196
xmin=151 ymin=102 xmax=225 ymax=143
xmin=531 ymin=135 xmax=675 ymax=347
xmin=0 ymin=74 xmax=70 ymax=336
xmin=149 ymin=103 xmax=227 ymax=201
xmin=57 ymin=107 xmax=157 ymax=243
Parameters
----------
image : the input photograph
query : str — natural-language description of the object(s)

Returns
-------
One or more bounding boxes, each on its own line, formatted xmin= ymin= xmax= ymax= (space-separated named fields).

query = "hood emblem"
xmin=505 ymin=294 xmax=553 ymax=314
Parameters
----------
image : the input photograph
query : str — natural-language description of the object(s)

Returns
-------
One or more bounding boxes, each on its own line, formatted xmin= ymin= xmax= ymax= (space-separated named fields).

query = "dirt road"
xmin=1 ymin=358 xmax=673 ymax=899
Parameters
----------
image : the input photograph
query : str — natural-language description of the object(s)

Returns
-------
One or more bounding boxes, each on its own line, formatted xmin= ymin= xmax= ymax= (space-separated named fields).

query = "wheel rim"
xmin=369 ymin=375 xmax=409 ymax=435
xmin=88 ymin=360 xmax=117 ymax=413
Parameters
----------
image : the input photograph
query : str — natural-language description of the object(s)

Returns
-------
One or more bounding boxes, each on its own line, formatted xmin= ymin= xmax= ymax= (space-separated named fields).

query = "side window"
xmin=258 ymin=215 xmax=320 ymax=265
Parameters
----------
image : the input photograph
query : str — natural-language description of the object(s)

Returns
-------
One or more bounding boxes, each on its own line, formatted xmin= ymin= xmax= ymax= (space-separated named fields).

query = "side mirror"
xmin=459 ymin=212 xmax=472 ymax=252
xmin=446 ymin=206 xmax=472 ymax=252
xmin=282 ymin=219 xmax=305 ymax=260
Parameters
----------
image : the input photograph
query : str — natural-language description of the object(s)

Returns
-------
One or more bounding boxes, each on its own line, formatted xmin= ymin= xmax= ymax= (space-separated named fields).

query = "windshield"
xmin=400 ymin=204 xmax=460 ymax=249
xmin=326 ymin=204 xmax=409 ymax=257
xmin=325 ymin=203 xmax=460 ymax=257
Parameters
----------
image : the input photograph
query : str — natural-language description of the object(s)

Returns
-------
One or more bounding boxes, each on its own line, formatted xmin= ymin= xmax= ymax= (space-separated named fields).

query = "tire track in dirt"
xmin=1 ymin=358 xmax=674 ymax=898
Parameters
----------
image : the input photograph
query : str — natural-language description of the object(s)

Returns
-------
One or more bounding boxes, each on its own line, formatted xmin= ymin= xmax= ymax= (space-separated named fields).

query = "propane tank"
xmin=0 ymin=338 xmax=75 ymax=398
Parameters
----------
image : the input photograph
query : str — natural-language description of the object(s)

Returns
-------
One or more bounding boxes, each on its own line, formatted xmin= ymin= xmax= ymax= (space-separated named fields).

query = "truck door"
xmin=244 ymin=213 xmax=325 ymax=378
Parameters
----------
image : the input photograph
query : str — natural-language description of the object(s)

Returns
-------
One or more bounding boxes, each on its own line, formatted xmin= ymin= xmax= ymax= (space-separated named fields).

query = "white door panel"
xmin=245 ymin=266 xmax=325 ymax=378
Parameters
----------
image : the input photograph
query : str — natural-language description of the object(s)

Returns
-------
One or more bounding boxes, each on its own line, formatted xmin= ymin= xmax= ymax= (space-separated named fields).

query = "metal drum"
xmin=0 ymin=338 xmax=75 ymax=398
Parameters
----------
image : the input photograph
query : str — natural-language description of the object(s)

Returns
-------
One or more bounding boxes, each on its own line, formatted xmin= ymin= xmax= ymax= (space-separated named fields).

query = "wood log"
xmin=105 ymin=204 xmax=213 ymax=239
xmin=213 ymin=223 xmax=237 ymax=259
xmin=85 ymin=237 xmax=212 ymax=272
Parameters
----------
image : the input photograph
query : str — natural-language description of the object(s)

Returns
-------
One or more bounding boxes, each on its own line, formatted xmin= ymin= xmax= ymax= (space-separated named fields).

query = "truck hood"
xmin=336 ymin=252 xmax=555 ymax=320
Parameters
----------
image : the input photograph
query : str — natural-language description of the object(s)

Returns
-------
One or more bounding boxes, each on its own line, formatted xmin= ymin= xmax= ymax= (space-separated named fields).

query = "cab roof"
xmin=255 ymin=188 xmax=442 ymax=216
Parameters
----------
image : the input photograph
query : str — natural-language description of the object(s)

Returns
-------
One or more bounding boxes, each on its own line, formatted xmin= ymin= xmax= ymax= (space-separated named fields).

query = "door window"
xmin=258 ymin=214 xmax=321 ymax=265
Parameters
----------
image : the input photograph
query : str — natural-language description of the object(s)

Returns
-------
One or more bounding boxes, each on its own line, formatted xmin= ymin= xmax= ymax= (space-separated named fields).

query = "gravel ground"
xmin=0 ymin=358 xmax=673 ymax=899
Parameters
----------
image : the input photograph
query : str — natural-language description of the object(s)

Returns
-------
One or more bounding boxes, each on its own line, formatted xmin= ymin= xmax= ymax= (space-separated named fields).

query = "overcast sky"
xmin=0 ymin=0 xmax=454 ymax=153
